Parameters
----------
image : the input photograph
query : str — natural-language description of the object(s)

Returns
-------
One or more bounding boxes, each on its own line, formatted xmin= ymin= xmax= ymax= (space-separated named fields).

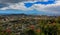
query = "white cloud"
xmin=0 ymin=2 xmax=33 ymax=10
xmin=31 ymin=1 xmax=60 ymax=12
xmin=0 ymin=0 xmax=60 ymax=13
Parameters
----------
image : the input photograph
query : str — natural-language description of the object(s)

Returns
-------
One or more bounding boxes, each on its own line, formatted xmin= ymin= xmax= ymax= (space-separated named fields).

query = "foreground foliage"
xmin=0 ymin=16 xmax=60 ymax=35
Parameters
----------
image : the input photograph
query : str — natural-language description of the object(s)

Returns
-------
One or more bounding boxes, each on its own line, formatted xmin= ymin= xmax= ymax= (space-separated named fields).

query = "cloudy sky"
xmin=0 ymin=0 xmax=60 ymax=16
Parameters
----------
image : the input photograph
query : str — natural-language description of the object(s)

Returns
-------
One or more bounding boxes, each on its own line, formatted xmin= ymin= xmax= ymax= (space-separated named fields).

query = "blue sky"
xmin=24 ymin=0 xmax=55 ymax=8
xmin=0 ymin=0 xmax=60 ymax=16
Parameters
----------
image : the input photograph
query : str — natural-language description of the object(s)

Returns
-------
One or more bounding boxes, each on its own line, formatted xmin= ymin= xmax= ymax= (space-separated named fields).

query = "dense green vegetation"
xmin=0 ymin=16 xmax=60 ymax=35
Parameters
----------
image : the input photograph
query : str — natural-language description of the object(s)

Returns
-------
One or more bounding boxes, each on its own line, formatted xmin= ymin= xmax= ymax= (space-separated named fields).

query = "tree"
xmin=26 ymin=30 xmax=36 ymax=35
